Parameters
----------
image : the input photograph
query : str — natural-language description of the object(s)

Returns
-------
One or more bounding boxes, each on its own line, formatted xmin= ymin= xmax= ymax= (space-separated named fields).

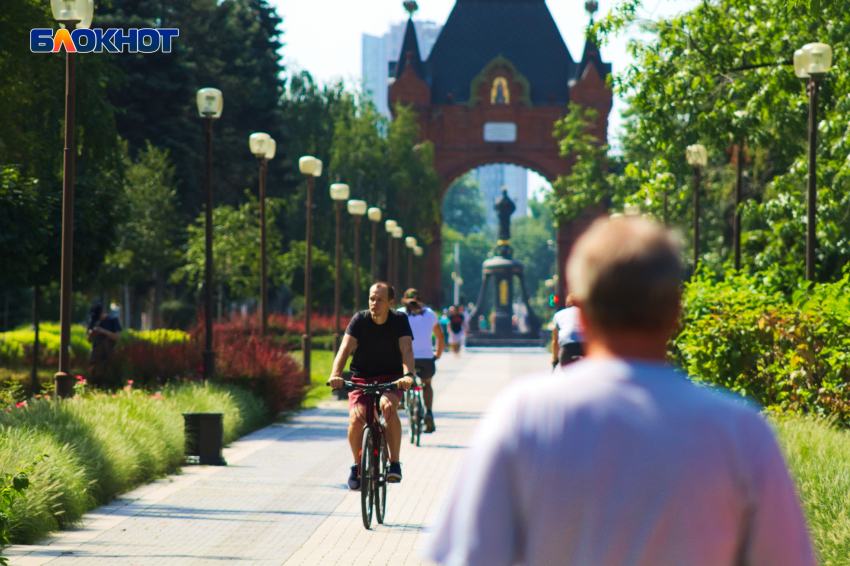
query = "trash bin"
xmin=183 ymin=413 xmax=227 ymax=466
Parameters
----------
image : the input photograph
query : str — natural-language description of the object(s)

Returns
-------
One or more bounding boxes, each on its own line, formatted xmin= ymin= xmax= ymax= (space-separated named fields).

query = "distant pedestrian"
xmin=87 ymin=303 xmax=122 ymax=388
xmin=447 ymin=306 xmax=465 ymax=356
xmin=439 ymin=308 xmax=450 ymax=339
xmin=426 ymin=217 xmax=815 ymax=566
xmin=550 ymin=294 xmax=585 ymax=367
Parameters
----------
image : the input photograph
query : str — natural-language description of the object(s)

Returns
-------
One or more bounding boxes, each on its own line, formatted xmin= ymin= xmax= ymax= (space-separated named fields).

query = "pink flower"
xmin=151 ymin=393 xmax=164 ymax=400
xmin=15 ymin=401 xmax=27 ymax=408
xmin=76 ymin=375 xmax=84 ymax=381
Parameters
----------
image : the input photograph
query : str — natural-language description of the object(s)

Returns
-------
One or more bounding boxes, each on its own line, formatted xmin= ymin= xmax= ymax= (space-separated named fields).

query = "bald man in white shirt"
xmin=426 ymin=217 xmax=815 ymax=566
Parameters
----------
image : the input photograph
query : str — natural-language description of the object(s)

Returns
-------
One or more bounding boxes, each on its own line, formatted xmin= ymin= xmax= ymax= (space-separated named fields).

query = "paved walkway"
xmin=7 ymin=348 xmax=548 ymax=566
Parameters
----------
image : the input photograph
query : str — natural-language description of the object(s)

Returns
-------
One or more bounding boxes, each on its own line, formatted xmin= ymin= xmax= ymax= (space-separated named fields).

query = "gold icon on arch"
xmin=499 ymin=279 xmax=509 ymax=305
xmin=491 ymin=77 xmax=510 ymax=105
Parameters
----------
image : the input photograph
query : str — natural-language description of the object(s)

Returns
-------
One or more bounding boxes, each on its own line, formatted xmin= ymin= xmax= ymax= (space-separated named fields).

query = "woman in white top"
xmin=550 ymin=294 xmax=585 ymax=367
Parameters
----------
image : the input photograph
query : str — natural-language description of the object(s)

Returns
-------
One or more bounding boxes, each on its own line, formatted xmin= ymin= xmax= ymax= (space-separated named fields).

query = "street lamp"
xmin=299 ymin=155 xmax=323 ymax=378
xmin=392 ymin=226 xmax=404 ymax=298
xmin=51 ymin=0 xmax=94 ymax=399
xmin=195 ymin=87 xmax=224 ymax=381
xmin=348 ymin=200 xmax=368 ymax=312
xmin=686 ymin=144 xmax=708 ymax=271
xmin=405 ymin=237 xmax=417 ymax=289
xmin=732 ymin=110 xmax=748 ymax=271
xmin=794 ymin=42 xmax=833 ymax=281
xmin=368 ymin=207 xmax=382 ymax=281
xmin=249 ymin=132 xmax=274 ymax=336
xmin=329 ymin=183 xmax=350 ymax=353
xmin=384 ymin=219 xmax=397 ymax=284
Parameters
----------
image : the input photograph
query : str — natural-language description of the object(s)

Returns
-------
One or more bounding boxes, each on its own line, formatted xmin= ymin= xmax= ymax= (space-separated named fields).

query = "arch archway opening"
xmin=437 ymin=163 xmax=556 ymax=326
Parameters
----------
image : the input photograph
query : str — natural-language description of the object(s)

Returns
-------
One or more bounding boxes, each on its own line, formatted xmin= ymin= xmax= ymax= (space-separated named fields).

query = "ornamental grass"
xmin=0 ymin=381 xmax=267 ymax=545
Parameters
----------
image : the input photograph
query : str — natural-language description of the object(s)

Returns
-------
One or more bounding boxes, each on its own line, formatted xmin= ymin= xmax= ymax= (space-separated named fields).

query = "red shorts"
xmin=348 ymin=374 xmax=403 ymax=411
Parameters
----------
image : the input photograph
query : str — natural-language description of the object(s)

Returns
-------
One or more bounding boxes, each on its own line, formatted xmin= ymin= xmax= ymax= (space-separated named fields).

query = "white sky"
xmin=268 ymin=0 xmax=700 ymax=200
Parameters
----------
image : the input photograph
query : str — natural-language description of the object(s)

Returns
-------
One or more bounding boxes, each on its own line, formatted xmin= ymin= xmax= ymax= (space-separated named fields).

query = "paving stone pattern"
xmin=7 ymin=348 xmax=548 ymax=566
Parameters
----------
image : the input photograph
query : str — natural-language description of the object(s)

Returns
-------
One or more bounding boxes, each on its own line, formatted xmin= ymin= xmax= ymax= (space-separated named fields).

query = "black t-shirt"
xmin=346 ymin=310 xmax=413 ymax=379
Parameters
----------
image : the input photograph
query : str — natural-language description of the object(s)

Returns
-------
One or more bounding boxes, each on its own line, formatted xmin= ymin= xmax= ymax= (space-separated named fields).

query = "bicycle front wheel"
xmin=360 ymin=426 xmax=374 ymax=529
xmin=375 ymin=432 xmax=388 ymax=524
xmin=407 ymin=391 xmax=416 ymax=444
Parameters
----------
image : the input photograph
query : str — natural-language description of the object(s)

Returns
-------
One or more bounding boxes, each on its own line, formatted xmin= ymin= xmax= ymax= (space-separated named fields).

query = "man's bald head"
xmin=567 ymin=217 xmax=682 ymax=332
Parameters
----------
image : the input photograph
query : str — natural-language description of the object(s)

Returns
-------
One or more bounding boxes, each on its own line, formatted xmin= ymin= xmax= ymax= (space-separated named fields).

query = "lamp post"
xmin=368 ymin=207 xmax=382 ymax=281
xmin=51 ymin=0 xmax=93 ymax=399
xmin=385 ymin=220 xmax=397 ymax=283
xmin=330 ymin=183 xmax=350 ymax=353
xmin=249 ymin=132 xmax=275 ymax=335
xmin=392 ymin=226 xmax=404 ymax=298
xmin=348 ymin=200 xmax=368 ymax=311
xmin=195 ymin=87 xmax=224 ymax=380
xmin=299 ymin=156 xmax=323 ymax=378
xmin=686 ymin=144 xmax=708 ymax=271
xmin=405 ymin=237 xmax=417 ymax=289
xmin=413 ymin=245 xmax=423 ymax=274
xmin=794 ymin=43 xmax=833 ymax=282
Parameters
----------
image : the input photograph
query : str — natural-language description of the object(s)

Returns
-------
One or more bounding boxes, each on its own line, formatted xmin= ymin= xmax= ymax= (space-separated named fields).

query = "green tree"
xmin=595 ymin=0 xmax=850 ymax=281
xmin=278 ymin=241 xmax=335 ymax=310
xmin=443 ymin=174 xmax=486 ymax=236
xmin=171 ymin=193 xmax=284 ymax=304
xmin=0 ymin=168 xmax=49 ymax=288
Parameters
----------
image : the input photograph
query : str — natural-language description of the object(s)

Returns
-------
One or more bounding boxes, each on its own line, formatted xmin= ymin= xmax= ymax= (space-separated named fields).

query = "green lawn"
xmin=301 ymin=350 xmax=349 ymax=409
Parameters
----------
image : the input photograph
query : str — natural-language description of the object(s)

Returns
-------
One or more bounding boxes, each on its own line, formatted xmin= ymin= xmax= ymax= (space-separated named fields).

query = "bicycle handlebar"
xmin=326 ymin=380 xmax=400 ymax=393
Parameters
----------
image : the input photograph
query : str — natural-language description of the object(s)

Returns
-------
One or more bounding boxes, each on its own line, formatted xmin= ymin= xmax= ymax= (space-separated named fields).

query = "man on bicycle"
xmin=329 ymin=282 xmax=415 ymax=490
xmin=398 ymin=288 xmax=445 ymax=433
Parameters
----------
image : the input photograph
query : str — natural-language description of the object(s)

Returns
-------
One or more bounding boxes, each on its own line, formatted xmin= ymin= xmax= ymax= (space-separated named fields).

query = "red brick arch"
xmin=390 ymin=34 xmax=612 ymax=308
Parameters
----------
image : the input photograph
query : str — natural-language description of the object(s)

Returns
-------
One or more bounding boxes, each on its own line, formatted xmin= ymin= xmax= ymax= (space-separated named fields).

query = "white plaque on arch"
xmin=483 ymin=122 xmax=517 ymax=143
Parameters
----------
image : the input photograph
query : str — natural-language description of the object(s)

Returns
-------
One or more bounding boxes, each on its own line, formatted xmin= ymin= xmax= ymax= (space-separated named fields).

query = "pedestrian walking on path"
xmin=426 ymin=217 xmax=815 ymax=566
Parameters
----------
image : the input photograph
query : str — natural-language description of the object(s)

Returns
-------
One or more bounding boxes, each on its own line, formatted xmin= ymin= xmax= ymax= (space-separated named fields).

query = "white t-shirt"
xmin=552 ymin=306 xmax=584 ymax=345
xmin=398 ymin=306 xmax=439 ymax=359
xmin=426 ymin=359 xmax=815 ymax=566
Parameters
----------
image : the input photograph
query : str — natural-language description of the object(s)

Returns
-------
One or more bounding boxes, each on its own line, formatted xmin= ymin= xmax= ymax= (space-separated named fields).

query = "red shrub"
xmin=192 ymin=313 xmax=307 ymax=414
xmin=118 ymin=340 xmax=202 ymax=385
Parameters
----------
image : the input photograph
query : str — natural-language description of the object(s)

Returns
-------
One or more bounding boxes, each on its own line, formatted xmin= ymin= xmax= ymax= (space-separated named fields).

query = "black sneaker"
xmin=387 ymin=462 xmax=402 ymax=483
xmin=425 ymin=411 xmax=436 ymax=433
xmin=348 ymin=464 xmax=360 ymax=491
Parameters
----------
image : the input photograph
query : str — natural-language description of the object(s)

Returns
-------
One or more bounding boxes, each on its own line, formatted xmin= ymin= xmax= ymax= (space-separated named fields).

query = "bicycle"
xmin=405 ymin=370 xmax=425 ymax=447
xmin=329 ymin=380 xmax=397 ymax=529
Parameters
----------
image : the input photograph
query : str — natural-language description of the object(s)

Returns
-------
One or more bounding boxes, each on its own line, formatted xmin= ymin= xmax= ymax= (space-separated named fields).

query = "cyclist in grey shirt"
xmin=426 ymin=217 xmax=814 ymax=566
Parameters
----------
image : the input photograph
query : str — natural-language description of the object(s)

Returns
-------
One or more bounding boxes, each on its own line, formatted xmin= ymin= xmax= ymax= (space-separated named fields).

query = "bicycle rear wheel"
xmin=407 ymin=391 xmax=416 ymax=444
xmin=375 ymin=432 xmax=388 ymax=524
xmin=360 ymin=426 xmax=374 ymax=529
xmin=413 ymin=392 xmax=423 ymax=447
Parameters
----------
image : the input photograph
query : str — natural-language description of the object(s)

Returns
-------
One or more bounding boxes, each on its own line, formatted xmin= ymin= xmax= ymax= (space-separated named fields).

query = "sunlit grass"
xmin=301 ymin=350 xmax=349 ymax=409
xmin=773 ymin=417 xmax=850 ymax=565
xmin=0 ymin=381 xmax=268 ymax=545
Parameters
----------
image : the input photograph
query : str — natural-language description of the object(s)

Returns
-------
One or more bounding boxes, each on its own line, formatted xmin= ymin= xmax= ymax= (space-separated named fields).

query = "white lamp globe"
xmin=329 ymin=183 xmax=350 ymax=201
xmin=686 ymin=144 xmax=708 ymax=167
xmin=264 ymin=138 xmax=276 ymax=160
xmin=385 ymin=219 xmax=397 ymax=233
xmin=405 ymin=236 xmax=417 ymax=249
xmin=249 ymin=132 xmax=271 ymax=157
xmin=368 ymin=207 xmax=382 ymax=222
xmin=793 ymin=49 xmax=810 ymax=79
xmin=196 ymin=88 xmax=223 ymax=118
xmin=348 ymin=200 xmax=368 ymax=215
xmin=51 ymin=0 xmax=87 ymax=22
xmin=393 ymin=226 xmax=404 ymax=239
xmin=801 ymin=43 xmax=833 ymax=75
xmin=413 ymin=246 xmax=423 ymax=257
xmin=313 ymin=159 xmax=323 ymax=177
xmin=299 ymin=156 xmax=318 ymax=175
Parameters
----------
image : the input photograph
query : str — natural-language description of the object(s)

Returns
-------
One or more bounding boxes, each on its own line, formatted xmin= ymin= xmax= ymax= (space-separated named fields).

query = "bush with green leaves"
xmin=0 ymin=381 xmax=267 ymax=546
xmin=0 ymin=444 xmax=40 ymax=564
xmin=0 ymin=323 xmax=89 ymax=367
xmin=673 ymin=272 xmax=850 ymax=424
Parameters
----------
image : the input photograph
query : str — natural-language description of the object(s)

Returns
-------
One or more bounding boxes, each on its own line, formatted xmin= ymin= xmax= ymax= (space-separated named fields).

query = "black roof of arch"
xmin=423 ymin=0 xmax=577 ymax=105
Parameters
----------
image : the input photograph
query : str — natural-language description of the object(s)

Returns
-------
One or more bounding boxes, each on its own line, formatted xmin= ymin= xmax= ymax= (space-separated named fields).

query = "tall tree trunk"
xmin=31 ymin=286 xmax=40 ymax=398
xmin=153 ymin=268 xmax=165 ymax=330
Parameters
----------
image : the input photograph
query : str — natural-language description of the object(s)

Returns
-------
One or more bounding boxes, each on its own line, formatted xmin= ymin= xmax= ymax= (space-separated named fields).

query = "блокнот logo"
xmin=31 ymin=28 xmax=179 ymax=53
